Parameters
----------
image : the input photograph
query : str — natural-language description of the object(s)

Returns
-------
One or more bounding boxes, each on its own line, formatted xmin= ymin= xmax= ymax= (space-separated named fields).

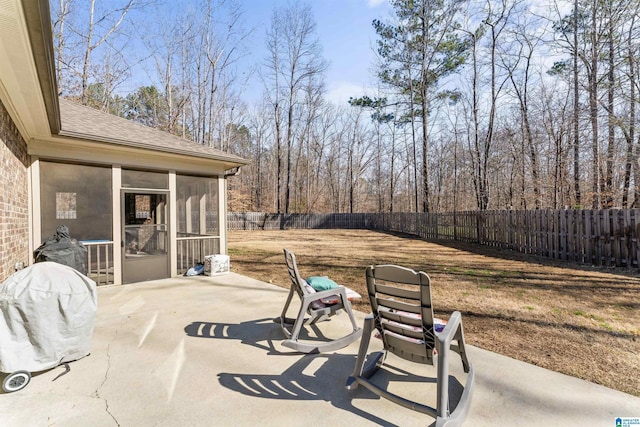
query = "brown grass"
xmin=228 ymin=229 xmax=640 ymax=396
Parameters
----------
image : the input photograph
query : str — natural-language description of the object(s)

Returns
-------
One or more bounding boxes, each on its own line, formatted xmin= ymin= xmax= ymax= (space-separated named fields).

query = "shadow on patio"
xmin=0 ymin=273 xmax=638 ymax=427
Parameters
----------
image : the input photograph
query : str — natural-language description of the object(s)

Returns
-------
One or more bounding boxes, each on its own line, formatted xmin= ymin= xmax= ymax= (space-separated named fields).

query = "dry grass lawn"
xmin=228 ymin=229 xmax=640 ymax=397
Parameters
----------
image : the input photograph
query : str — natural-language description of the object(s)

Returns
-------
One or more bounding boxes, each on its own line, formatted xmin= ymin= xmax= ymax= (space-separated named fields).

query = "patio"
xmin=1 ymin=273 xmax=638 ymax=426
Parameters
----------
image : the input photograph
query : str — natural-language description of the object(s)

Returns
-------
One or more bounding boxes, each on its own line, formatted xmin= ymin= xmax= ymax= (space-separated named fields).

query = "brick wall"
xmin=0 ymin=98 xmax=29 ymax=282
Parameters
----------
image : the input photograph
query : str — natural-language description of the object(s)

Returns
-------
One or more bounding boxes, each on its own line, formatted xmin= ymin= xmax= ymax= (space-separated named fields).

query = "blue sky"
xmin=108 ymin=0 xmax=392 ymax=105
xmin=237 ymin=0 xmax=391 ymax=105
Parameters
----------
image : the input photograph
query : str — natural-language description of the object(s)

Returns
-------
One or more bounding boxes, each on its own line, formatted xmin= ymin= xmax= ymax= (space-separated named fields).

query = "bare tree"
xmin=263 ymin=3 xmax=327 ymax=213
xmin=539 ymin=77 xmax=572 ymax=208
xmin=502 ymin=6 xmax=543 ymax=208
xmin=138 ymin=9 xmax=195 ymax=136
xmin=621 ymin=12 xmax=637 ymax=207
xmin=79 ymin=0 xmax=135 ymax=104
xmin=52 ymin=0 xmax=73 ymax=94
xmin=51 ymin=0 xmax=143 ymax=106
xmin=263 ymin=11 xmax=284 ymax=213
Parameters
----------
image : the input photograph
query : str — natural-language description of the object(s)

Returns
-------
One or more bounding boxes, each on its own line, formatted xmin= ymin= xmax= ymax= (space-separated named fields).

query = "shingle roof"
xmin=57 ymin=98 xmax=247 ymax=167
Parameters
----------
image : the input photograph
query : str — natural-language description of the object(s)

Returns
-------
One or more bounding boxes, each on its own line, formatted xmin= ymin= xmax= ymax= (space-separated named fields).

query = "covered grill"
xmin=0 ymin=262 xmax=97 ymax=392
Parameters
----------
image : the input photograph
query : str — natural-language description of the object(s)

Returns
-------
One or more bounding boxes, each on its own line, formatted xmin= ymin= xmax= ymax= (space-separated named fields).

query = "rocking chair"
xmin=277 ymin=248 xmax=362 ymax=353
xmin=346 ymin=265 xmax=474 ymax=426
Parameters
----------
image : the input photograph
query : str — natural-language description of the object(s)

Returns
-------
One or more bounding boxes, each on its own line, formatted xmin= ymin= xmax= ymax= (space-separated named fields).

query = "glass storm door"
xmin=122 ymin=191 xmax=169 ymax=284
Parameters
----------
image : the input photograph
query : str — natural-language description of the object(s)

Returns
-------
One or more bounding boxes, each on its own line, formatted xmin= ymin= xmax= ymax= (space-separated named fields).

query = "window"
xmin=176 ymin=175 xmax=219 ymax=236
xmin=122 ymin=169 xmax=168 ymax=189
xmin=40 ymin=162 xmax=112 ymax=241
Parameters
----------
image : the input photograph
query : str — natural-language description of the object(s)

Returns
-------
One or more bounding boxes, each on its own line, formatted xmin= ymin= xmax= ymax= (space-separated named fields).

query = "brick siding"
xmin=0 ymin=98 xmax=29 ymax=282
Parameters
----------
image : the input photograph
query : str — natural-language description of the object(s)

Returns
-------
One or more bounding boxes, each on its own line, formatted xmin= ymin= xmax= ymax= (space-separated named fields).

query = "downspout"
xmin=220 ymin=167 xmax=241 ymax=256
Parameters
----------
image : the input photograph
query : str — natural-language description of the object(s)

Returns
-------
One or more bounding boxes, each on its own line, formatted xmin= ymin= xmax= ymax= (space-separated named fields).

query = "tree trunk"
xmin=623 ymin=17 xmax=635 ymax=207
xmin=81 ymin=0 xmax=96 ymax=105
xmin=573 ymin=0 xmax=581 ymax=207
xmin=605 ymin=2 xmax=615 ymax=208
xmin=590 ymin=1 xmax=600 ymax=209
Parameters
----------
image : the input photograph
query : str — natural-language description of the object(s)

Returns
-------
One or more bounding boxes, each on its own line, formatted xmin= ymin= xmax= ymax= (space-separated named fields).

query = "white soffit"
xmin=0 ymin=0 xmax=51 ymax=139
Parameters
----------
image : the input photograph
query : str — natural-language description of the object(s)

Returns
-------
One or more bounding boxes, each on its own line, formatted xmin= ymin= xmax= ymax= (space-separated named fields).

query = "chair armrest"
xmin=303 ymin=286 xmax=349 ymax=302
xmin=434 ymin=310 xmax=472 ymax=418
xmin=435 ymin=310 xmax=462 ymax=349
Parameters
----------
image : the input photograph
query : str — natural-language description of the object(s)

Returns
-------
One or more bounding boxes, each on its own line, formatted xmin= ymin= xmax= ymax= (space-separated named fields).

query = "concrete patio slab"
xmin=0 ymin=273 xmax=638 ymax=426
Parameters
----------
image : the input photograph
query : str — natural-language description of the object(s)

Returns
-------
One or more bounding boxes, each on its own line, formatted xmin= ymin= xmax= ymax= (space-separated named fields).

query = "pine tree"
xmin=373 ymin=0 xmax=468 ymax=212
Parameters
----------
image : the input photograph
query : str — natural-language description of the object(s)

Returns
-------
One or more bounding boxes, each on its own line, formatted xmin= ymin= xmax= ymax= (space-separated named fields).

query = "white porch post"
xmin=112 ymin=166 xmax=122 ymax=285
xmin=218 ymin=176 xmax=227 ymax=255
xmin=169 ymin=171 xmax=177 ymax=277
xmin=29 ymin=157 xmax=41 ymax=265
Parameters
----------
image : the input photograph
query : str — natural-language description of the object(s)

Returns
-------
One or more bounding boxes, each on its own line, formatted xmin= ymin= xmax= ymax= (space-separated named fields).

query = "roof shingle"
xmin=58 ymin=98 xmax=247 ymax=166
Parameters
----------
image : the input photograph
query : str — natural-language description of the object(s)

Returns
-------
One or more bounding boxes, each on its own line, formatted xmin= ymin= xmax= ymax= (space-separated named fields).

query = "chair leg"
xmin=435 ymin=333 xmax=451 ymax=421
xmin=346 ymin=314 xmax=378 ymax=390
xmin=455 ymin=325 xmax=471 ymax=373
xmin=278 ymin=287 xmax=297 ymax=338
xmin=279 ymin=287 xmax=296 ymax=321
xmin=341 ymin=289 xmax=362 ymax=332
xmin=435 ymin=323 xmax=475 ymax=427
xmin=287 ymin=298 xmax=311 ymax=344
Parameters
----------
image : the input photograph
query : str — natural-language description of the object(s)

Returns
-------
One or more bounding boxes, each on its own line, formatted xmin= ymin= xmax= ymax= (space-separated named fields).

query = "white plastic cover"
xmin=0 ymin=262 xmax=97 ymax=373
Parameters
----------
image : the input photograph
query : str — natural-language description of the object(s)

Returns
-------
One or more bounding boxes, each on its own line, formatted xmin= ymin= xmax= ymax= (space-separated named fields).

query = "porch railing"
xmin=82 ymin=240 xmax=115 ymax=286
xmin=80 ymin=236 xmax=222 ymax=284
xmin=176 ymin=234 xmax=221 ymax=275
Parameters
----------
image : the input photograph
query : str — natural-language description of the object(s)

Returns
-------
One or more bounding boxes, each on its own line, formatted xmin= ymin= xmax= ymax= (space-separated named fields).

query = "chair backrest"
xmin=283 ymin=248 xmax=309 ymax=299
xmin=365 ymin=264 xmax=436 ymax=364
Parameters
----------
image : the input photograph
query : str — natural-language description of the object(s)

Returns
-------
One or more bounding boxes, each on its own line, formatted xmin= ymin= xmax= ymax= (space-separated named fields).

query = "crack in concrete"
xmin=92 ymin=342 xmax=120 ymax=426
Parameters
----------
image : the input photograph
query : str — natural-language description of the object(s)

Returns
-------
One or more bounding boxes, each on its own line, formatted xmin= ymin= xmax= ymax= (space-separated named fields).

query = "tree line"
xmin=51 ymin=0 xmax=640 ymax=213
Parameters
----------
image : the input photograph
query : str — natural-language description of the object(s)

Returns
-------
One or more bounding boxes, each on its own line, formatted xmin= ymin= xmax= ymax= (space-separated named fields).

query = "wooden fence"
xmin=228 ymin=210 xmax=640 ymax=269
xmin=227 ymin=212 xmax=371 ymax=230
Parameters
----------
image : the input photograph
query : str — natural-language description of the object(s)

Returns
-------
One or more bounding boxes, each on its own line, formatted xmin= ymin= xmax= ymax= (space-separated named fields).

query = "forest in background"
xmin=50 ymin=0 xmax=640 ymax=213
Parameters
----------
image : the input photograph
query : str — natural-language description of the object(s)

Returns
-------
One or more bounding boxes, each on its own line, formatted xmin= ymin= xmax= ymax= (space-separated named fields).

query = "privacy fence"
xmin=228 ymin=210 xmax=640 ymax=269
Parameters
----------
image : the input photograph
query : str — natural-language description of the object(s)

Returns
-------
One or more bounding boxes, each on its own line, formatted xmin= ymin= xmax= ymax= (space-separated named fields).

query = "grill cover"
xmin=34 ymin=225 xmax=88 ymax=275
xmin=0 ymin=262 xmax=97 ymax=373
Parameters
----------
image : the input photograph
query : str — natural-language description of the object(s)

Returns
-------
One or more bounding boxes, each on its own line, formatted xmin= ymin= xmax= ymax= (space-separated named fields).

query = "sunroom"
xmin=30 ymin=99 xmax=247 ymax=286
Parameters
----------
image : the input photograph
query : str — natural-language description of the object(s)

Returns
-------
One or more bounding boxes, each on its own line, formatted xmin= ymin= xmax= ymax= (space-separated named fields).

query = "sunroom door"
xmin=122 ymin=191 xmax=169 ymax=284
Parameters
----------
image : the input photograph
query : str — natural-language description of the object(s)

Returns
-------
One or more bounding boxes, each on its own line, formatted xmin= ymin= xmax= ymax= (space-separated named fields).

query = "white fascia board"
xmin=29 ymin=135 xmax=232 ymax=176
xmin=0 ymin=0 xmax=51 ymax=140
